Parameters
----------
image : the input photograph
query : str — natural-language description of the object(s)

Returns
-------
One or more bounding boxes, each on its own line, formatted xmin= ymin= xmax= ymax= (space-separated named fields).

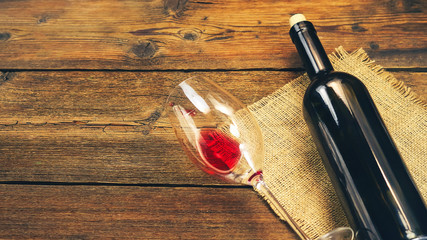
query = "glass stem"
xmin=252 ymin=175 xmax=312 ymax=240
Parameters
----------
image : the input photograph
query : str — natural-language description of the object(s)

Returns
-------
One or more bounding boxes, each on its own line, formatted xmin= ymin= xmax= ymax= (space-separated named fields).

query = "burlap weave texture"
xmin=249 ymin=47 xmax=426 ymax=239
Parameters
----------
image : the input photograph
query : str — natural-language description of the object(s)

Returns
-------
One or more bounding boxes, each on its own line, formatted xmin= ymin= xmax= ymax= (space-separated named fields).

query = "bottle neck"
xmin=289 ymin=21 xmax=334 ymax=81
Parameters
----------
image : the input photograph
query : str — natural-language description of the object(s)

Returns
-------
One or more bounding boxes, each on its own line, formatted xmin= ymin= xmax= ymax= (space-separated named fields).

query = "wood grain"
xmin=0 ymin=1 xmax=425 ymax=239
xmin=0 ymin=71 xmax=424 ymax=184
xmin=0 ymin=185 xmax=298 ymax=239
xmin=0 ymin=0 xmax=425 ymax=70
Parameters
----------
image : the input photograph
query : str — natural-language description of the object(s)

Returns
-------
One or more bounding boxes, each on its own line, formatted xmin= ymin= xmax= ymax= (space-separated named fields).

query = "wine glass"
xmin=166 ymin=76 xmax=354 ymax=240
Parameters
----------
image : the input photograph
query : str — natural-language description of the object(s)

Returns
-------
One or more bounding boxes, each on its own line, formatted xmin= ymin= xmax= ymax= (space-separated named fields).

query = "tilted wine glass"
xmin=166 ymin=76 xmax=353 ymax=240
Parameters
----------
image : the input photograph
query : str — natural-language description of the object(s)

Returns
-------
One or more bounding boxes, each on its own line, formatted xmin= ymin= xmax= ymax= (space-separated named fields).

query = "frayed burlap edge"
xmin=331 ymin=46 xmax=426 ymax=106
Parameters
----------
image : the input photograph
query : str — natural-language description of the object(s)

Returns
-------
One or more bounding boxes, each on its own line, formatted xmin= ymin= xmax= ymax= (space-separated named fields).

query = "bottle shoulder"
xmin=305 ymin=71 xmax=366 ymax=95
xmin=303 ymin=71 xmax=371 ymax=107
xmin=310 ymin=71 xmax=361 ymax=86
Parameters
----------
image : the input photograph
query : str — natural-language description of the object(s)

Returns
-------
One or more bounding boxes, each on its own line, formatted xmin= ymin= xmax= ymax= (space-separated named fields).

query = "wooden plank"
xmin=0 ymin=71 xmax=425 ymax=184
xmin=0 ymin=123 xmax=209 ymax=184
xmin=0 ymin=0 xmax=425 ymax=70
xmin=0 ymin=185 xmax=298 ymax=239
xmin=0 ymin=71 xmax=296 ymax=124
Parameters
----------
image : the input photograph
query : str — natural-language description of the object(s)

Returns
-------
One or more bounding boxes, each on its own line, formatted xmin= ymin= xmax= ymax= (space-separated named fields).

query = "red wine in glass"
xmin=197 ymin=128 xmax=241 ymax=174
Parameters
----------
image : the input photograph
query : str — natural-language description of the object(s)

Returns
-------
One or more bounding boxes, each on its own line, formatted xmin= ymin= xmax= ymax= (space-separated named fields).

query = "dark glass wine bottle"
xmin=289 ymin=14 xmax=427 ymax=240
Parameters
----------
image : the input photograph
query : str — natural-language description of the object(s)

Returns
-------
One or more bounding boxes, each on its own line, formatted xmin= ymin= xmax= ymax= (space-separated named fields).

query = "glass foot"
xmin=317 ymin=227 xmax=354 ymax=240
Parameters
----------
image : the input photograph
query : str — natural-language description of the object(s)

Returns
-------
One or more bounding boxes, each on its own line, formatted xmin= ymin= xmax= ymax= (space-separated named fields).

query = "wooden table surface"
xmin=0 ymin=0 xmax=425 ymax=239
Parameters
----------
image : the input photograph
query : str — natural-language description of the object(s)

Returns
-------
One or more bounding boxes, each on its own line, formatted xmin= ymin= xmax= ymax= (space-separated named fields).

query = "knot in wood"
xmin=164 ymin=0 xmax=188 ymax=18
xmin=178 ymin=29 xmax=202 ymax=41
xmin=0 ymin=32 xmax=11 ymax=41
xmin=131 ymin=41 xmax=158 ymax=58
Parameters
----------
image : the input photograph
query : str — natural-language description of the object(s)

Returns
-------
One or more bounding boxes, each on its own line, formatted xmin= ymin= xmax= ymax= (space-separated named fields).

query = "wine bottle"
xmin=289 ymin=14 xmax=427 ymax=240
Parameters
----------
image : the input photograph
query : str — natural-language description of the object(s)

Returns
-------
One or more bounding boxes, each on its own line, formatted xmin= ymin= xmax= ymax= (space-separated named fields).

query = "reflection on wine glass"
xmin=166 ymin=76 xmax=353 ymax=240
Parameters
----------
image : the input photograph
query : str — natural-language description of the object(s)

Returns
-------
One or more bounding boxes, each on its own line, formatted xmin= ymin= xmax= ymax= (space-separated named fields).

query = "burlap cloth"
xmin=249 ymin=47 xmax=427 ymax=239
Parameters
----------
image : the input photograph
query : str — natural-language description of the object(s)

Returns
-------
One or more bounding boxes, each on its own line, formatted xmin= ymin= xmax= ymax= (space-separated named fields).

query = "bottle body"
xmin=303 ymin=71 xmax=427 ymax=240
